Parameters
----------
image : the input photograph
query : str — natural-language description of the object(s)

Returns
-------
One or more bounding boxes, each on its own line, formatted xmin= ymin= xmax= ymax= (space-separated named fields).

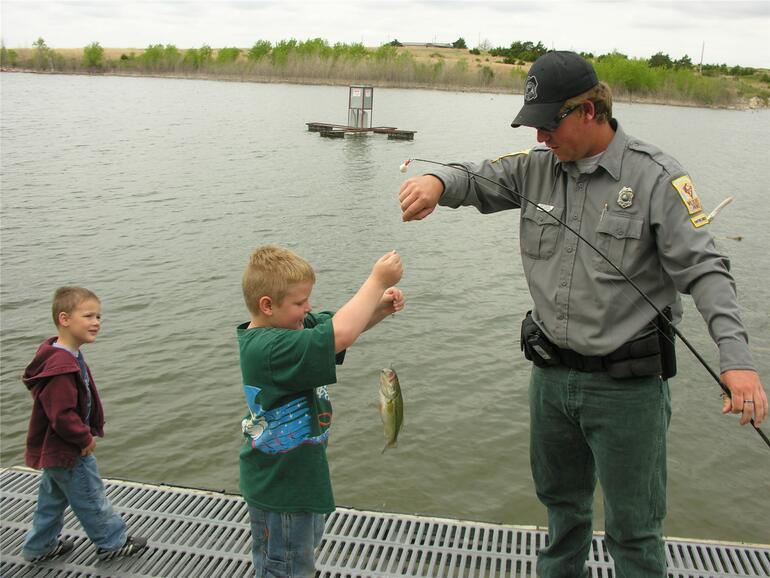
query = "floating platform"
xmin=1 ymin=466 xmax=768 ymax=577
xmin=307 ymin=122 xmax=416 ymax=140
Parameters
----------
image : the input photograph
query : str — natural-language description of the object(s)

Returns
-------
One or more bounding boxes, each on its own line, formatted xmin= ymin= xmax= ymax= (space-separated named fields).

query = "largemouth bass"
xmin=379 ymin=368 xmax=404 ymax=453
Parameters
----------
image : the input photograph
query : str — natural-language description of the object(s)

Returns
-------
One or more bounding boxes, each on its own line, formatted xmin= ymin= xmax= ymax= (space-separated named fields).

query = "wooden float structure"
xmin=307 ymin=122 xmax=416 ymax=140
xmin=307 ymin=85 xmax=416 ymax=140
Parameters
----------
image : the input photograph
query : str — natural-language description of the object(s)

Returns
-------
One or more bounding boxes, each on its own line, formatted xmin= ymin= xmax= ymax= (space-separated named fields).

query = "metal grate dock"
xmin=1 ymin=467 xmax=768 ymax=577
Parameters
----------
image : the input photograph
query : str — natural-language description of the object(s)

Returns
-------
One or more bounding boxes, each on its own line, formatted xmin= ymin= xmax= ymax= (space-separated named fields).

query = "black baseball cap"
xmin=511 ymin=51 xmax=598 ymax=130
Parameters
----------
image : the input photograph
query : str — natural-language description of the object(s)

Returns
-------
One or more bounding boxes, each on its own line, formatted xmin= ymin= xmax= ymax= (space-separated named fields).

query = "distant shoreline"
xmin=2 ymin=67 xmax=767 ymax=111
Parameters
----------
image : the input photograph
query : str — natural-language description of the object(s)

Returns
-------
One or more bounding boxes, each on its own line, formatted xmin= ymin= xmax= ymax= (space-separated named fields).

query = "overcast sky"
xmin=2 ymin=0 xmax=769 ymax=68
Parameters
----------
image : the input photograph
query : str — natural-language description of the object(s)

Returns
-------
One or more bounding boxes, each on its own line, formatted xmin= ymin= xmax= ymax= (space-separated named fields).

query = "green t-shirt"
xmin=237 ymin=311 xmax=342 ymax=513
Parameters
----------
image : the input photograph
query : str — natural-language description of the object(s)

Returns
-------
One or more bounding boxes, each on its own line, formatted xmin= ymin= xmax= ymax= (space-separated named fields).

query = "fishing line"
xmin=401 ymin=157 xmax=769 ymax=449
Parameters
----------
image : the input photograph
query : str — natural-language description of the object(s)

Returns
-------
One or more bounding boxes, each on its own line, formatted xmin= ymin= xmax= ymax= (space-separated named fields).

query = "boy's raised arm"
xmin=332 ymin=251 xmax=403 ymax=353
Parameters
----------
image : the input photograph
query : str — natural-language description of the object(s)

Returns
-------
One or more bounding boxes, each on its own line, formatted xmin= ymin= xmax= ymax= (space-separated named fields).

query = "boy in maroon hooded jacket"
xmin=21 ymin=287 xmax=147 ymax=563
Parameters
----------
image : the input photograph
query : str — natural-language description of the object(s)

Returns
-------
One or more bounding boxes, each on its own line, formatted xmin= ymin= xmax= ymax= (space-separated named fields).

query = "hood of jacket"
xmin=23 ymin=337 xmax=81 ymax=391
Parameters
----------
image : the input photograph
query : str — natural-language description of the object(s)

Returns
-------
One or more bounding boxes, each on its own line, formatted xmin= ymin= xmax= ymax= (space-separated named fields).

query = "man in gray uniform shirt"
xmin=398 ymin=51 xmax=767 ymax=578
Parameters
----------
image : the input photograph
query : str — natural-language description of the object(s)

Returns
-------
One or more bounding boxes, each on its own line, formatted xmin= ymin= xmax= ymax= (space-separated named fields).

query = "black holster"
xmin=520 ymin=311 xmax=559 ymax=367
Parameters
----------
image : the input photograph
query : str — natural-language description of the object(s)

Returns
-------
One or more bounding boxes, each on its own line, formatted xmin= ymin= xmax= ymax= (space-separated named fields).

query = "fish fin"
xmin=381 ymin=440 xmax=398 ymax=454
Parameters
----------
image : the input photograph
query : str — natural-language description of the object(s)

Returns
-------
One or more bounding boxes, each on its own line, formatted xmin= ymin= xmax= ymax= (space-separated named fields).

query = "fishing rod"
xmin=400 ymin=157 xmax=770 ymax=449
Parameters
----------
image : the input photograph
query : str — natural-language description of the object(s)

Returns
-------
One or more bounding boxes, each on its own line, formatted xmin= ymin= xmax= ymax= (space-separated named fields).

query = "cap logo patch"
xmin=524 ymin=76 xmax=538 ymax=102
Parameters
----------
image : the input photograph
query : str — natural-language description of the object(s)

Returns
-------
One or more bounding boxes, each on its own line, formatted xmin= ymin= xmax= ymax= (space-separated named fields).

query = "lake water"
xmin=1 ymin=73 xmax=768 ymax=544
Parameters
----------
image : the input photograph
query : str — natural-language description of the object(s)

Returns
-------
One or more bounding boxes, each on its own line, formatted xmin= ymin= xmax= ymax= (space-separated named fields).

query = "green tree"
xmin=139 ymin=44 xmax=165 ymax=69
xmin=271 ymin=39 xmax=297 ymax=66
xmin=297 ymin=38 xmax=331 ymax=58
xmin=216 ymin=47 xmax=241 ymax=64
xmin=199 ymin=45 xmax=213 ymax=67
xmin=1 ymin=43 xmax=19 ymax=67
xmin=32 ymin=37 xmax=50 ymax=70
xmin=649 ymin=52 xmax=673 ymax=68
xmin=82 ymin=42 xmax=104 ymax=69
xmin=373 ymin=44 xmax=398 ymax=61
xmin=182 ymin=47 xmax=201 ymax=69
xmin=163 ymin=44 xmax=181 ymax=67
xmin=452 ymin=37 xmax=467 ymax=49
xmin=247 ymin=40 xmax=271 ymax=61
xmin=673 ymin=55 xmax=692 ymax=70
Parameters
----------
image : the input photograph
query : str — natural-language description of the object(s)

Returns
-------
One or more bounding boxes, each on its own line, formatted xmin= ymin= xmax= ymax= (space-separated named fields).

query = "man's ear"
xmin=258 ymin=296 xmax=273 ymax=316
xmin=581 ymin=100 xmax=596 ymax=121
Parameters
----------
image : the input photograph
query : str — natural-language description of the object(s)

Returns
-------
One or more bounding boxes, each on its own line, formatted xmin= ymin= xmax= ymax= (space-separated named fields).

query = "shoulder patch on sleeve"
xmin=492 ymin=149 xmax=530 ymax=163
xmin=671 ymin=175 xmax=702 ymax=215
xmin=690 ymin=213 xmax=709 ymax=228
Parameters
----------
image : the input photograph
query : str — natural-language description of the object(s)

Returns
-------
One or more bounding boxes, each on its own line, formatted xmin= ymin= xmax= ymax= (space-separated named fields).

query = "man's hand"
xmin=720 ymin=369 xmax=768 ymax=426
xmin=399 ymin=175 xmax=444 ymax=221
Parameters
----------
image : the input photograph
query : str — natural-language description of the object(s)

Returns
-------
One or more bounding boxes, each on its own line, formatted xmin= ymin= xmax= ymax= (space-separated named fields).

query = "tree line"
xmin=1 ymin=36 xmax=768 ymax=107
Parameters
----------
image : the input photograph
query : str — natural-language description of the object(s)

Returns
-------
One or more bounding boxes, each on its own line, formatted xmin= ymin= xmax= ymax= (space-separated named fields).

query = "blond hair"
xmin=242 ymin=246 xmax=315 ymax=316
xmin=563 ymin=81 xmax=613 ymax=124
xmin=52 ymin=286 xmax=100 ymax=327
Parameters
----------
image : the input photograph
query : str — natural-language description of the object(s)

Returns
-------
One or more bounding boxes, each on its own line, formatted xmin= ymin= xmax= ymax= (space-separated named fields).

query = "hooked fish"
xmin=378 ymin=367 xmax=404 ymax=453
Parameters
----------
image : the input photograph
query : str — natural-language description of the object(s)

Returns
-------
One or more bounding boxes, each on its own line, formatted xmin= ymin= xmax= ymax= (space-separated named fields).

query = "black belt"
xmin=556 ymin=347 xmax=606 ymax=373
xmin=521 ymin=309 xmax=675 ymax=379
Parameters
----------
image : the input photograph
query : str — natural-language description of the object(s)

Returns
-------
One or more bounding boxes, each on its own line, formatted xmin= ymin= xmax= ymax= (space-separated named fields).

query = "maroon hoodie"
xmin=23 ymin=337 xmax=105 ymax=469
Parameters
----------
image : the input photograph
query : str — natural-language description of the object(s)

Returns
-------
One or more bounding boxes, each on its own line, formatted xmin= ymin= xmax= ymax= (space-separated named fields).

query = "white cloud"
xmin=1 ymin=0 xmax=768 ymax=67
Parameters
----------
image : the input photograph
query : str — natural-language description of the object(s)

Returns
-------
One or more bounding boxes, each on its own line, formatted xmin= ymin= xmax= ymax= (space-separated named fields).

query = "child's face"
xmin=59 ymin=298 xmax=102 ymax=346
xmin=270 ymin=281 xmax=313 ymax=330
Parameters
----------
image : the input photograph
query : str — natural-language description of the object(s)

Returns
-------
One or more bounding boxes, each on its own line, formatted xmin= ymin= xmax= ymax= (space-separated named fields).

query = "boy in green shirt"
xmin=237 ymin=245 xmax=404 ymax=578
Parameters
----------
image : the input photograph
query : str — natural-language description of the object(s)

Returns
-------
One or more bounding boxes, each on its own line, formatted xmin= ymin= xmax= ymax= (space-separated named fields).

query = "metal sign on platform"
xmin=306 ymin=85 xmax=416 ymax=139
xmin=348 ymin=85 xmax=374 ymax=129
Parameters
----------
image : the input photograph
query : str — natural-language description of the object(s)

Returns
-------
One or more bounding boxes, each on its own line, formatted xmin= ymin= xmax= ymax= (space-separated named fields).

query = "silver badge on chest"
xmin=616 ymin=187 xmax=634 ymax=209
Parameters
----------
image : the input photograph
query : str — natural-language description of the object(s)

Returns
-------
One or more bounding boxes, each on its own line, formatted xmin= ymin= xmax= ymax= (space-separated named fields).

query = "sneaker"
xmin=96 ymin=535 xmax=147 ymax=561
xmin=24 ymin=538 xmax=75 ymax=562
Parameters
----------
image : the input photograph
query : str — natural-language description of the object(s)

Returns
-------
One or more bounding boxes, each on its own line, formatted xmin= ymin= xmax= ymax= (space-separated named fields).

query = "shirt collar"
xmin=52 ymin=340 xmax=80 ymax=358
xmin=555 ymin=118 xmax=624 ymax=181
xmin=595 ymin=118 xmax=624 ymax=181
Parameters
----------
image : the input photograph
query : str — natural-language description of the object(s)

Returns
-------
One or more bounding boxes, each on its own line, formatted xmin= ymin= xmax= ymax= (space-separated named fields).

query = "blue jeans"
xmin=22 ymin=454 xmax=126 ymax=559
xmin=247 ymin=505 xmax=325 ymax=578
xmin=529 ymin=366 xmax=671 ymax=578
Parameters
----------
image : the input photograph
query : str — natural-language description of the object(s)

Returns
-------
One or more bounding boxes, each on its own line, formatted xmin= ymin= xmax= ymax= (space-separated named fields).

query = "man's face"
xmin=535 ymin=104 xmax=591 ymax=162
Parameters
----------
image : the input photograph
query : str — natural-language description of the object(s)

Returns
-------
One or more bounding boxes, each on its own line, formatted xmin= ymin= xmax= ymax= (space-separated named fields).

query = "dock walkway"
xmin=1 ymin=467 xmax=768 ymax=577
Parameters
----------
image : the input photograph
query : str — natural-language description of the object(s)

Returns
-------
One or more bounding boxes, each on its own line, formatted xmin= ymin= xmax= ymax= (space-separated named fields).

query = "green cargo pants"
xmin=529 ymin=365 xmax=671 ymax=578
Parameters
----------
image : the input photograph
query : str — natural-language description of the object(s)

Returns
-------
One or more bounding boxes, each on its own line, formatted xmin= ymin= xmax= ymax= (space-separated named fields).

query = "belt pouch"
xmin=521 ymin=311 xmax=559 ymax=367
xmin=655 ymin=307 xmax=677 ymax=379
xmin=605 ymin=332 xmax=662 ymax=379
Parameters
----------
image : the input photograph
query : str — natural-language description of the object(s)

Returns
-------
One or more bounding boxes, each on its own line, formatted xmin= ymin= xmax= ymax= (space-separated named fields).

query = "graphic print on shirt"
xmin=242 ymin=385 xmax=330 ymax=454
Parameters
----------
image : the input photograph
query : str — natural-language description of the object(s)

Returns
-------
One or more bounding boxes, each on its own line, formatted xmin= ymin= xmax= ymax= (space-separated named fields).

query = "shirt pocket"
xmin=594 ymin=213 xmax=644 ymax=274
xmin=520 ymin=205 xmax=563 ymax=260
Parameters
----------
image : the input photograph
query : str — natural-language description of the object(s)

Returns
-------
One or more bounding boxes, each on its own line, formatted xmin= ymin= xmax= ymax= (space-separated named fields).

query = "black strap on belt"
xmin=556 ymin=347 xmax=606 ymax=372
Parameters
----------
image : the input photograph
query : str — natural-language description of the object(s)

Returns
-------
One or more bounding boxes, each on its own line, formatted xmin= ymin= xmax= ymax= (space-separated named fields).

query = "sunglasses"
xmin=538 ymin=103 xmax=582 ymax=132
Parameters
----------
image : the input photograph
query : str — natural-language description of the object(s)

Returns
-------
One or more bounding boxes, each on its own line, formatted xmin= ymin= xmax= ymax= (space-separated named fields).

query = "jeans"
xmin=22 ymin=454 xmax=126 ymax=559
xmin=247 ymin=505 xmax=325 ymax=578
xmin=529 ymin=365 xmax=671 ymax=578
